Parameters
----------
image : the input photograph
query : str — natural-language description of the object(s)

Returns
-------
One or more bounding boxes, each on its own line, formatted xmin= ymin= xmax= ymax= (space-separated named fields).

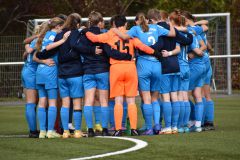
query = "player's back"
xmin=104 ymin=28 xmax=136 ymax=65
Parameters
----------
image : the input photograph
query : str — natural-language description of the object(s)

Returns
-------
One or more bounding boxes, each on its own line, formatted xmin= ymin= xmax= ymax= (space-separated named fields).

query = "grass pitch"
xmin=0 ymin=96 xmax=240 ymax=160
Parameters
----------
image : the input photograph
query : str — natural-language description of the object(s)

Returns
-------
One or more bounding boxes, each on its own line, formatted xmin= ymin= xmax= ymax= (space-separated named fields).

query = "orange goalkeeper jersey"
xmin=86 ymin=27 xmax=154 ymax=65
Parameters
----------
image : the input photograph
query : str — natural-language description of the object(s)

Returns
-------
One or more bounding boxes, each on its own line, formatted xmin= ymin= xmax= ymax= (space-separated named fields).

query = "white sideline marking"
xmin=0 ymin=135 xmax=148 ymax=159
xmin=0 ymin=135 xmax=28 ymax=138
xmin=70 ymin=136 xmax=148 ymax=160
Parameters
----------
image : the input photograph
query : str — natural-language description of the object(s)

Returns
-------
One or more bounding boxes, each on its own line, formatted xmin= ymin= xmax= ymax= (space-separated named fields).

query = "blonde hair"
xmin=160 ymin=10 xmax=169 ymax=21
xmin=135 ymin=12 xmax=149 ymax=32
xmin=88 ymin=11 xmax=103 ymax=27
xmin=147 ymin=9 xmax=161 ymax=21
xmin=35 ymin=17 xmax=64 ymax=51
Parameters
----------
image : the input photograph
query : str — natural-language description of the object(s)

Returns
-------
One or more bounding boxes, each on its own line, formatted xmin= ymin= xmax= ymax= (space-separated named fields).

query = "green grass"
xmin=0 ymin=97 xmax=240 ymax=160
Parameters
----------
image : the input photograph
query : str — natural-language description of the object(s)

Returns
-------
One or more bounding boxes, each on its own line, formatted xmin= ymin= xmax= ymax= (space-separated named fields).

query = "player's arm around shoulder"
xmin=132 ymin=38 xmax=154 ymax=54
xmin=86 ymin=29 xmax=111 ymax=43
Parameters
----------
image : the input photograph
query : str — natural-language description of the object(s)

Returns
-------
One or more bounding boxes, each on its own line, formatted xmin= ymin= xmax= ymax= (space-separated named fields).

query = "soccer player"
xmin=71 ymin=11 xmax=130 ymax=137
xmin=34 ymin=17 xmax=69 ymax=138
xmin=194 ymin=20 xmax=215 ymax=130
xmin=111 ymin=12 xmax=175 ymax=135
xmin=181 ymin=11 xmax=207 ymax=132
xmin=22 ymin=25 xmax=42 ymax=138
xmin=169 ymin=10 xmax=193 ymax=133
xmin=85 ymin=15 xmax=161 ymax=136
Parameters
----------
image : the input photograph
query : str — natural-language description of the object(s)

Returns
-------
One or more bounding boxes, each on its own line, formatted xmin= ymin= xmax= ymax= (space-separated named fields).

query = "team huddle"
xmin=21 ymin=8 xmax=215 ymax=139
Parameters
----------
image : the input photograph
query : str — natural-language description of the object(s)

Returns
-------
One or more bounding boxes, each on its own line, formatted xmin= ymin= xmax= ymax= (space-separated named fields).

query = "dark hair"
xmin=114 ymin=15 xmax=127 ymax=27
xmin=88 ymin=11 xmax=103 ymax=27
xmin=135 ymin=12 xmax=149 ymax=32
xmin=169 ymin=9 xmax=186 ymax=26
xmin=181 ymin=10 xmax=196 ymax=21
xmin=62 ymin=13 xmax=81 ymax=30
xmin=147 ymin=9 xmax=161 ymax=21
xmin=110 ymin=15 xmax=116 ymax=26
xmin=56 ymin=14 xmax=67 ymax=21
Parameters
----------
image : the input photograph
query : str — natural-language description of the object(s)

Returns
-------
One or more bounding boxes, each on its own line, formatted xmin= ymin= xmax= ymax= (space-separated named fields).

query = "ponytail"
xmin=35 ymin=23 xmax=50 ymax=51
xmin=181 ymin=10 xmax=195 ymax=22
xmin=35 ymin=17 xmax=64 ymax=51
xmin=62 ymin=13 xmax=81 ymax=30
xmin=135 ymin=12 xmax=149 ymax=32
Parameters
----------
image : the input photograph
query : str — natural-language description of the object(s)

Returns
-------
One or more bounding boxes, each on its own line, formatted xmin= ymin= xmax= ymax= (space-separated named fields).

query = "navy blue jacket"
xmin=37 ymin=29 xmax=87 ymax=78
xmin=72 ymin=26 xmax=132 ymax=74
xmin=37 ymin=28 xmax=132 ymax=78
xmin=73 ymin=27 xmax=109 ymax=74
xmin=157 ymin=22 xmax=193 ymax=74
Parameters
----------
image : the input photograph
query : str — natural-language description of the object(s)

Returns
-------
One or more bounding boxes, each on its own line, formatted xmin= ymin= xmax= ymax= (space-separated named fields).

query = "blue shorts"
xmin=21 ymin=66 xmax=36 ymax=89
xmin=160 ymin=74 xmax=179 ymax=94
xmin=189 ymin=63 xmax=206 ymax=90
xmin=178 ymin=65 xmax=190 ymax=91
xmin=37 ymin=84 xmax=58 ymax=99
xmin=59 ymin=76 xmax=84 ymax=98
xmin=83 ymin=72 xmax=109 ymax=90
xmin=203 ymin=59 xmax=212 ymax=85
xmin=36 ymin=64 xmax=58 ymax=89
xmin=137 ymin=57 xmax=161 ymax=92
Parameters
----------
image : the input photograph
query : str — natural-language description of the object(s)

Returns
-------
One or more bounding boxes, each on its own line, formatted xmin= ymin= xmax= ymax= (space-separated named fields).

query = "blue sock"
xmin=171 ymin=101 xmax=180 ymax=128
xmin=183 ymin=101 xmax=191 ymax=126
xmin=84 ymin=106 xmax=93 ymax=128
xmin=108 ymin=100 xmax=115 ymax=128
xmin=205 ymin=100 xmax=214 ymax=122
xmin=48 ymin=106 xmax=57 ymax=131
xmin=195 ymin=102 xmax=204 ymax=127
xmin=162 ymin=102 xmax=172 ymax=128
xmin=60 ymin=107 xmax=69 ymax=130
xmin=189 ymin=100 xmax=195 ymax=121
xmin=140 ymin=100 xmax=145 ymax=120
xmin=93 ymin=106 xmax=101 ymax=124
xmin=143 ymin=104 xmax=153 ymax=130
xmin=178 ymin=101 xmax=185 ymax=128
xmin=152 ymin=101 xmax=160 ymax=125
xmin=37 ymin=107 xmax=46 ymax=131
xmin=73 ymin=110 xmax=82 ymax=130
xmin=25 ymin=103 xmax=37 ymax=131
xmin=101 ymin=107 xmax=110 ymax=128
xmin=202 ymin=97 xmax=207 ymax=124
xmin=122 ymin=101 xmax=127 ymax=127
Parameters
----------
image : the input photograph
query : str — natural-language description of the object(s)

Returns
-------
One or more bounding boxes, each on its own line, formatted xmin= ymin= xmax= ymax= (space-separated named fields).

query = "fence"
xmin=0 ymin=17 xmax=239 ymax=98
xmin=0 ymin=36 xmax=25 ymax=98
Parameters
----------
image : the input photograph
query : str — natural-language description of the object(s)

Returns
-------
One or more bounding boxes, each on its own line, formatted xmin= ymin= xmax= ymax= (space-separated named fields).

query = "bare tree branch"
xmin=120 ymin=0 xmax=135 ymax=15
xmin=63 ymin=0 xmax=75 ymax=12
xmin=0 ymin=4 xmax=20 ymax=35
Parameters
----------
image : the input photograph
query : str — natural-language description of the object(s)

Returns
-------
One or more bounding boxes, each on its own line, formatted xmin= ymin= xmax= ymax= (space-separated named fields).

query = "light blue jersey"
xmin=187 ymin=25 xmax=203 ymax=35
xmin=187 ymin=33 xmax=204 ymax=64
xmin=200 ymin=31 xmax=210 ymax=62
xmin=127 ymin=24 xmax=169 ymax=61
xmin=188 ymin=29 xmax=206 ymax=90
xmin=21 ymin=38 xmax=38 ymax=89
xmin=178 ymin=37 xmax=189 ymax=66
xmin=177 ymin=41 xmax=190 ymax=91
xmin=188 ymin=26 xmax=208 ymax=63
xmin=127 ymin=24 xmax=169 ymax=46
xmin=36 ymin=31 xmax=58 ymax=89
xmin=25 ymin=39 xmax=38 ymax=68
xmin=200 ymin=31 xmax=212 ymax=85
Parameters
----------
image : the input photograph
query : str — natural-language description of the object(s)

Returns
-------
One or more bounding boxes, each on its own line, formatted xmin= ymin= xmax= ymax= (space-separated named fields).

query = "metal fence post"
xmin=227 ymin=13 xmax=232 ymax=95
